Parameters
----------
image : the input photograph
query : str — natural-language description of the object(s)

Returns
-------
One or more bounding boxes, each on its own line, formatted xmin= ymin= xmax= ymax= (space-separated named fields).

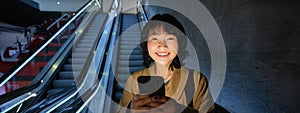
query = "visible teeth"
xmin=157 ymin=53 xmax=168 ymax=56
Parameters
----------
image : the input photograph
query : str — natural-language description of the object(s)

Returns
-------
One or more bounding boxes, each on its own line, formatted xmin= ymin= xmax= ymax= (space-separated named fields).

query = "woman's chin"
xmin=155 ymin=61 xmax=171 ymax=66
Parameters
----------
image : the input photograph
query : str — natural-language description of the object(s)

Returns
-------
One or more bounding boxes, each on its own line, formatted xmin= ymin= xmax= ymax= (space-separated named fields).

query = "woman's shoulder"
xmin=181 ymin=66 xmax=208 ymax=81
xmin=130 ymin=68 xmax=150 ymax=80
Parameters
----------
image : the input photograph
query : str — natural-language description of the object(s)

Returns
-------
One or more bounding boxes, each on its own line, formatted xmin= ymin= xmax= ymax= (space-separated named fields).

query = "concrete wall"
xmin=122 ymin=0 xmax=138 ymax=13
xmin=103 ymin=0 xmax=113 ymax=12
xmin=142 ymin=0 xmax=300 ymax=112
xmin=103 ymin=0 xmax=137 ymax=13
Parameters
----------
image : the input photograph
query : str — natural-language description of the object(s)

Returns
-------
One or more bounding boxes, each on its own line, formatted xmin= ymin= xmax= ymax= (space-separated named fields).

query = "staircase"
xmin=112 ymin=13 xmax=144 ymax=107
xmin=49 ymin=12 xmax=105 ymax=97
xmin=22 ymin=12 xmax=107 ymax=112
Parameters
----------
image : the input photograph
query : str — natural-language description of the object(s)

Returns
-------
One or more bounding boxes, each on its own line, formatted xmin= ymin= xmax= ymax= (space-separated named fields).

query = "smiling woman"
xmin=141 ymin=14 xmax=188 ymax=70
xmin=117 ymin=14 xmax=215 ymax=113
xmin=147 ymin=32 xmax=179 ymax=72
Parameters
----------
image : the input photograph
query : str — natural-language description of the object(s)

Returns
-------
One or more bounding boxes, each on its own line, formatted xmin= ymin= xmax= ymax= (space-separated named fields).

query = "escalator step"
xmin=120 ymin=34 xmax=141 ymax=37
xmin=118 ymin=66 xmax=144 ymax=74
xmin=120 ymin=41 xmax=141 ymax=45
xmin=115 ymin=82 xmax=126 ymax=91
xmin=67 ymin=58 xmax=86 ymax=64
xmin=86 ymin=29 xmax=99 ymax=32
xmin=119 ymin=49 xmax=142 ymax=55
xmin=52 ymin=79 xmax=75 ymax=88
xmin=58 ymin=71 xmax=80 ymax=79
xmin=120 ymin=45 xmax=141 ymax=49
xmin=112 ymin=14 xmax=143 ymax=106
xmin=114 ymin=91 xmax=123 ymax=102
xmin=121 ymin=29 xmax=139 ymax=32
xmin=119 ymin=54 xmax=143 ymax=60
xmin=82 ymin=36 xmax=95 ymax=39
xmin=121 ymin=33 xmax=140 ymax=37
xmin=77 ymin=43 xmax=93 ymax=48
xmin=85 ymin=32 xmax=98 ymax=36
xmin=80 ymin=39 xmax=95 ymax=43
xmin=72 ymin=52 xmax=90 ymax=58
xmin=115 ymin=73 xmax=131 ymax=82
xmin=47 ymin=88 xmax=65 ymax=96
xmin=63 ymin=64 xmax=84 ymax=71
xmin=73 ymin=48 xmax=92 ymax=53
xmin=119 ymin=60 xmax=144 ymax=67
xmin=120 ymin=38 xmax=140 ymax=41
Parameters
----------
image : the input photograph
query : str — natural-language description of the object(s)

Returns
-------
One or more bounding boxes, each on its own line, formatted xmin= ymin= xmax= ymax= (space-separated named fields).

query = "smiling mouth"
xmin=156 ymin=52 xmax=170 ymax=57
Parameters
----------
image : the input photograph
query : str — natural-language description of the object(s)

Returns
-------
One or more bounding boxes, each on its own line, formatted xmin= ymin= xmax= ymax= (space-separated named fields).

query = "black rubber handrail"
xmin=29 ymin=11 xmax=109 ymax=113
xmin=58 ymin=13 xmax=119 ymax=112
xmin=0 ymin=1 xmax=94 ymax=112
xmin=0 ymin=31 xmax=76 ymax=112
xmin=0 ymin=0 xmax=92 ymax=87
xmin=69 ymin=2 xmax=123 ymax=112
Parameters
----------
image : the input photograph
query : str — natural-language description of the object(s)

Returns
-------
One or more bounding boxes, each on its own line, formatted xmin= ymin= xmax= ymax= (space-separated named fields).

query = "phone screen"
xmin=137 ymin=76 xmax=165 ymax=97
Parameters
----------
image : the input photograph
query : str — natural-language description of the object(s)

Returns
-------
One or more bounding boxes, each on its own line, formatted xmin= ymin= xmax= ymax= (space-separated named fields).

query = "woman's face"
xmin=147 ymin=31 xmax=178 ymax=66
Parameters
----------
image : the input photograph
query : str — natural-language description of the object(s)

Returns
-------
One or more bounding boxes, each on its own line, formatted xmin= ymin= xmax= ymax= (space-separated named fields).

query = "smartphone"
xmin=137 ymin=76 xmax=165 ymax=97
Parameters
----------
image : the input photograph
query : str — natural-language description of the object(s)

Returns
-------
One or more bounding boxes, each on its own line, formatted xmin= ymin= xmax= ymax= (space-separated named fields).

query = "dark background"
xmin=143 ymin=0 xmax=300 ymax=112
xmin=0 ymin=0 xmax=299 ymax=112
xmin=0 ymin=0 xmax=61 ymax=27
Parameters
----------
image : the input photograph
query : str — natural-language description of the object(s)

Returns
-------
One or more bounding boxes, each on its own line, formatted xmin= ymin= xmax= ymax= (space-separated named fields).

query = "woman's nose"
xmin=157 ymin=41 xmax=168 ymax=48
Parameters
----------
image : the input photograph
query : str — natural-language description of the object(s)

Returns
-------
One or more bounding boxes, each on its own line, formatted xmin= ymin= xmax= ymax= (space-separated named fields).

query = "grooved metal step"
xmin=52 ymin=79 xmax=75 ymax=88
xmin=67 ymin=58 xmax=86 ymax=64
xmin=113 ymin=14 xmax=145 ymax=106
xmin=118 ymin=60 xmax=144 ymax=67
xmin=51 ymin=12 xmax=106 ymax=94
xmin=58 ymin=71 xmax=80 ymax=79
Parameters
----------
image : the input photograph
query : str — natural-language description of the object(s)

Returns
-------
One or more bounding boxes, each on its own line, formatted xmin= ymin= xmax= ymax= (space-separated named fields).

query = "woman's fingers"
xmin=149 ymin=97 xmax=178 ymax=113
xmin=131 ymin=95 xmax=178 ymax=113
xmin=152 ymin=96 xmax=169 ymax=103
xmin=140 ymin=96 xmax=170 ymax=108
xmin=131 ymin=95 xmax=155 ymax=109
xmin=133 ymin=94 xmax=149 ymax=100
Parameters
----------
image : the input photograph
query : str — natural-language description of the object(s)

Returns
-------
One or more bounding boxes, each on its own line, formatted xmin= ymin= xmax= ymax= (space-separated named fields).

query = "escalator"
xmin=48 ymin=12 xmax=106 ymax=97
xmin=0 ymin=2 xmax=230 ymax=112
xmin=0 ymin=0 xmax=120 ymax=112
xmin=2 ymin=12 xmax=108 ymax=112
xmin=111 ymin=13 xmax=144 ymax=111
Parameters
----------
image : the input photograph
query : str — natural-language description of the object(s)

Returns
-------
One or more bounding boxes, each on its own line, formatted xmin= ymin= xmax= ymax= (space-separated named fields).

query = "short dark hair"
xmin=140 ymin=14 xmax=188 ymax=70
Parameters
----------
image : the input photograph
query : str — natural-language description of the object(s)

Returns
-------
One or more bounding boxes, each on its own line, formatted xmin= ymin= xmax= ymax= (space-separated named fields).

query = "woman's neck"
xmin=155 ymin=63 xmax=173 ymax=80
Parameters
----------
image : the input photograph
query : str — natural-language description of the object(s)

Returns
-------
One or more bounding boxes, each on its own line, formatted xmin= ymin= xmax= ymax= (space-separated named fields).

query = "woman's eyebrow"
xmin=150 ymin=32 xmax=160 ymax=35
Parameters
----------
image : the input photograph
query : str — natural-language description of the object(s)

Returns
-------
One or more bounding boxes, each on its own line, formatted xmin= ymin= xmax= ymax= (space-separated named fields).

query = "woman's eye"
xmin=151 ymin=38 xmax=158 ymax=41
xmin=167 ymin=38 xmax=175 ymax=41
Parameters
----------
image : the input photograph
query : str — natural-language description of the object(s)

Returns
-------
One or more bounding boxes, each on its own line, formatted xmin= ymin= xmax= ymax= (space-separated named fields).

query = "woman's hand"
xmin=130 ymin=95 xmax=179 ymax=113
xmin=147 ymin=96 xmax=178 ymax=113
xmin=130 ymin=94 xmax=156 ymax=113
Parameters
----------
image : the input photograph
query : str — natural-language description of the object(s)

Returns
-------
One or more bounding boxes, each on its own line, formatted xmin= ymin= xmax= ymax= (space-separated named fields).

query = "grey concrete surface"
xmin=143 ymin=0 xmax=300 ymax=112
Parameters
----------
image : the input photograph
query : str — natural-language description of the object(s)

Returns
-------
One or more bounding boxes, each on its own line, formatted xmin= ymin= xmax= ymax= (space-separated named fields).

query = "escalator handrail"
xmin=43 ymin=0 xmax=123 ymax=112
xmin=137 ymin=0 xmax=149 ymax=23
xmin=73 ymin=1 xmax=123 ymax=112
xmin=75 ymin=1 xmax=147 ymax=112
xmin=0 ymin=24 xmax=24 ymax=33
xmin=42 ymin=12 xmax=110 ymax=113
xmin=21 ymin=87 xmax=77 ymax=113
xmin=76 ymin=11 xmax=121 ymax=113
xmin=38 ymin=4 xmax=118 ymax=112
xmin=7 ymin=7 xmax=103 ymax=112
xmin=26 ymin=6 xmax=108 ymax=112
xmin=0 ymin=0 xmax=95 ymax=88
xmin=46 ymin=13 xmax=71 ymax=31
xmin=0 ymin=1 xmax=96 ymax=112
xmin=0 ymin=30 xmax=76 ymax=112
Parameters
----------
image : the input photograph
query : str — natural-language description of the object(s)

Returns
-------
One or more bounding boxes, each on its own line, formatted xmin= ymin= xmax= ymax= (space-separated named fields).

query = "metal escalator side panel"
xmin=110 ymin=14 xmax=144 ymax=112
